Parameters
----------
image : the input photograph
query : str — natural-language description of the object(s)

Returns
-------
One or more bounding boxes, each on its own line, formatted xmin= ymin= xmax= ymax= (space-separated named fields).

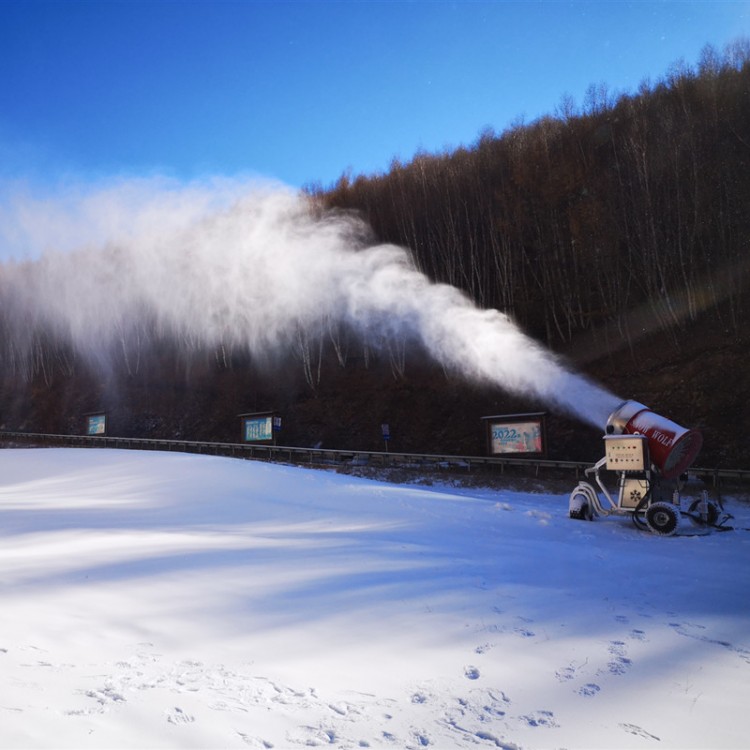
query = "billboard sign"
xmin=490 ymin=420 xmax=542 ymax=454
xmin=242 ymin=415 xmax=273 ymax=443
xmin=86 ymin=414 xmax=106 ymax=436
xmin=483 ymin=413 xmax=547 ymax=457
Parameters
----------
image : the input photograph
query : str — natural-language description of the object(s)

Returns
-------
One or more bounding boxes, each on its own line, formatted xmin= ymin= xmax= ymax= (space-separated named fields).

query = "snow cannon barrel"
xmin=605 ymin=401 xmax=702 ymax=479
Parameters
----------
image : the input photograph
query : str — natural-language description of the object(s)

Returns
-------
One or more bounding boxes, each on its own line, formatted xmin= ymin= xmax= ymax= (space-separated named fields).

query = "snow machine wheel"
xmin=569 ymin=502 xmax=590 ymax=521
xmin=569 ymin=491 xmax=592 ymax=521
xmin=688 ymin=498 xmax=720 ymax=526
xmin=645 ymin=502 xmax=681 ymax=536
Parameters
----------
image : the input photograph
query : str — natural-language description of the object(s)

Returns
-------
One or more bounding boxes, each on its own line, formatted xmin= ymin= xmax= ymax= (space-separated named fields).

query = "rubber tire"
xmin=569 ymin=492 xmax=592 ymax=521
xmin=569 ymin=503 xmax=590 ymax=520
xmin=646 ymin=502 xmax=681 ymax=536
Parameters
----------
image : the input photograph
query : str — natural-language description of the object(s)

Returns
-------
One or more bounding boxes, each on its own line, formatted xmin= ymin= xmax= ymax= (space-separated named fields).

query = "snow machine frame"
xmin=569 ymin=434 xmax=725 ymax=536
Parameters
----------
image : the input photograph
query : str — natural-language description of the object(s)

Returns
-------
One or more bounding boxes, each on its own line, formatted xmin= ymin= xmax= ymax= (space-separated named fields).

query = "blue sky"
xmin=1 ymin=0 xmax=749 ymax=190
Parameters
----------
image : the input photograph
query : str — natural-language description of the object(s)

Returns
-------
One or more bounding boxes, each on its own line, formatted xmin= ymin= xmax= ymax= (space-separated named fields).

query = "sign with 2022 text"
xmin=490 ymin=421 xmax=543 ymax=454
xmin=483 ymin=413 xmax=547 ymax=457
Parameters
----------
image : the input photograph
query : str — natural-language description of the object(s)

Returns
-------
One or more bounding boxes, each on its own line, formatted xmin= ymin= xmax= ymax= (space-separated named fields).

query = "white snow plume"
xmin=0 ymin=177 xmax=621 ymax=428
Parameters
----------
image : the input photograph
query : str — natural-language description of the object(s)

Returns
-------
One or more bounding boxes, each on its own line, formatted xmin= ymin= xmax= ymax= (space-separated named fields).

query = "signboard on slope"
xmin=482 ymin=413 xmax=547 ymax=457
xmin=239 ymin=412 xmax=279 ymax=444
xmin=85 ymin=413 xmax=107 ymax=436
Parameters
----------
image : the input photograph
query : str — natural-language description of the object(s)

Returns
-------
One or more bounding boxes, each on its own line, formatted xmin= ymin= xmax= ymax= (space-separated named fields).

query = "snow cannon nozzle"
xmin=605 ymin=400 xmax=702 ymax=479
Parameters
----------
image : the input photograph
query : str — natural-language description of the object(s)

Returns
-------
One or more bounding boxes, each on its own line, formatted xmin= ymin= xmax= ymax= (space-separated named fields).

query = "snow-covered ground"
xmin=1 ymin=448 xmax=748 ymax=750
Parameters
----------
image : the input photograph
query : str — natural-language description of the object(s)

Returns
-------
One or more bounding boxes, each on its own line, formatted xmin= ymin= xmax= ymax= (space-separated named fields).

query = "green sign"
xmin=243 ymin=416 xmax=273 ymax=442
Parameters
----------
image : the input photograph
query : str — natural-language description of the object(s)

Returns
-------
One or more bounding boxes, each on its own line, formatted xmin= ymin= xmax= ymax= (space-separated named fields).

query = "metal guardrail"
xmin=0 ymin=430 xmax=596 ymax=476
xmin=1 ymin=430 xmax=748 ymax=485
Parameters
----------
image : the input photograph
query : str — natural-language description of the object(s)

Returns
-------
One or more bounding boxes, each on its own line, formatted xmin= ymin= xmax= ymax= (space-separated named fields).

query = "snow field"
xmin=0 ymin=448 xmax=749 ymax=749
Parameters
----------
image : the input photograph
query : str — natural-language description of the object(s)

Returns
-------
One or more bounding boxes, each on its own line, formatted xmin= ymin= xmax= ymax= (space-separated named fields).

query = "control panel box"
xmin=604 ymin=434 xmax=649 ymax=472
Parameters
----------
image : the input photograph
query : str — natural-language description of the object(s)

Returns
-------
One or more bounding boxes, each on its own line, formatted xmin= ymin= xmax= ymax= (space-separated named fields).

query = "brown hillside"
xmin=1 ymin=43 xmax=748 ymax=470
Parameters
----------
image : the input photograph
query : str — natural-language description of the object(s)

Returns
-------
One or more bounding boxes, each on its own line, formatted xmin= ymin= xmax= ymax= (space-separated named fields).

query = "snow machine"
xmin=569 ymin=400 xmax=726 ymax=535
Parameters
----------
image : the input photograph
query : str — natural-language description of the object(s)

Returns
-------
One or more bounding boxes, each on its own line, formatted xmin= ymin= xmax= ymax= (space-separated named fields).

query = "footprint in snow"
xmin=608 ymin=657 xmax=632 ymax=675
xmin=464 ymin=666 xmax=480 ymax=680
xmin=413 ymin=731 xmax=430 ymax=746
xmin=236 ymin=732 xmax=274 ymax=749
xmin=578 ymin=683 xmax=601 ymax=697
xmin=555 ymin=666 xmax=576 ymax=682
xmin=521 ymin=709 xmax=558 ymax=728
xmin=166 ymin=706 xmax=194 ymax=724
xmin=555 ymin=659 xmax=587 ymax=682
xmin=602 ymin=640 xmax=632 ymax=676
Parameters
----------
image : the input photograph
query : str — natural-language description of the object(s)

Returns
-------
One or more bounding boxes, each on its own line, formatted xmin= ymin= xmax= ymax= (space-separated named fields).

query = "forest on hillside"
xmin=317 ymin=41 xmax=750 ymax=351
xmin=1 ymin=41 xmax=749 ymax=468
xmin=2 ymin=41 xmax=748 ymax=384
